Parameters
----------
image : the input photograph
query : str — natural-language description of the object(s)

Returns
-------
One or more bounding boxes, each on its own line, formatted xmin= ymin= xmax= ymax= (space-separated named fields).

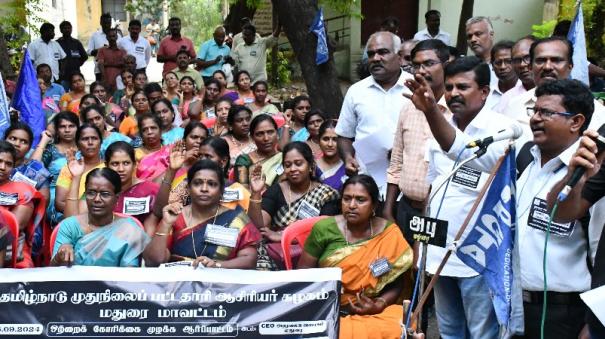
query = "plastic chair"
xmin=0 ymin=207 xmax=19 ymax=268
xmin=281 ymin=216 xmax=328 ymax=270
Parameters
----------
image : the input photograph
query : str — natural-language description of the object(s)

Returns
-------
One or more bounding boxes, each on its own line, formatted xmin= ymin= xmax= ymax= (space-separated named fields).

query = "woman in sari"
xmin=59 ymin=72 xmax=87 ymax=114
xmin=143 ymin=159 xmax=260 ymax=269
xmin=233 ymin=70 xmax=254 ymax=105
xmin=234 ymin=114 xmax=282 ymax=189
xmin=134 ymin=113 xmax=170 ymax=180
xmin=81 ymin=105 xmax=131 ymax=157
xmin=298 ymin=175 xmax=413 ymax=339
xmin=90 ymin=81 xmax=124 ymax=127
xmin=177 ymin=76 xmax=202 ymax=122
xmin=288 ymin=95 xmax=312 ymax=141
xmin=78 ymin=94 xmax=101 ymax=111
xmin=315 ymin=120 xmax=346 ymax=192
xmin=223 ymin=105 xmax=256 ymax=165
xmin=205 ymin=98 xmax=231 ymax=137
xmin=163 ymin=71 xmax=181 ymax=106
xmin=0 ymin=141 xmax=45 ymax=268
xmin=247 ymin=81 xmax=279 ymax=118
xmin=201 ymin=79 xmax=221 ymax=120
xmin=31 ymin=111 xmax=79 ymax=226
xmin=303 ymin=109 xmax=326 ymax=158
xmin=58 ymin=124 xmax=105 ymax=219
xmin=213 ymin=70 xmax=238 ymax=102
xmin=152 ymin=98 xmax=184 ymax=145
xmin=248 ymin=141 xmax=339 ymax=270
xmin=119 ymin=90 xmax=150 ymax=139
xmin=51 ymin=168 xmax=150 ymax=267
xmin=112 ymin=69 xmax=135 ymax=109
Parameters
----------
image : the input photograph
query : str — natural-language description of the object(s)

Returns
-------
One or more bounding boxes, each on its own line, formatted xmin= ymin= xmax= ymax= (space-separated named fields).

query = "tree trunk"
xmin=224 ymin=0 xmax=257 ymax=35
xmin=456 ymin=0 xmax=474 ymax=53
xmin=0 ymin=27 xmax=16 ymax=80
xmin=272 ymin=0 xmax=343 ymax=119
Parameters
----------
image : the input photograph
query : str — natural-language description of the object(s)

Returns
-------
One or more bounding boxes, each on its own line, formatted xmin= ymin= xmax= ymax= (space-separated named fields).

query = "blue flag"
xmin=568 ymin=2 xmax=589 ymax=85
xmin=456 ymin=149 xmax=517 ymax=327
xmin=310 ymin=8 xmax=329 ymax=65
xmin=11 ymin=50 xmax=45 ymax=147
xmin=0 ymin=71 xmax=10 ymax=138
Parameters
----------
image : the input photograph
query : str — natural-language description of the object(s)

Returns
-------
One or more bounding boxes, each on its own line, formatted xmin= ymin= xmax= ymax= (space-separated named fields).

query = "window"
xmin=102 ymin=0 xmax=127 ymax=22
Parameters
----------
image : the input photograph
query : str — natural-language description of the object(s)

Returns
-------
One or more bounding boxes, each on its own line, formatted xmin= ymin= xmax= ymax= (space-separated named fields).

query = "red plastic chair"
xmin=0 ymin=207 xmax=19 ymax=268
xmin=281 ymin=216 xmax=328 ymax=270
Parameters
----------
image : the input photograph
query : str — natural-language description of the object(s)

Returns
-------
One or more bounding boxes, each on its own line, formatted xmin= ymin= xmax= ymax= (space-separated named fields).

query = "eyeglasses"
xmin=84 ymin=190 xmax=114 ymax=200
xmin=411 ymin=60 xmax=441 ymax=72
xmin=512 ymin=55 xmax=531 ymax=65
xmin=526 ymin=107 xmax=575 ymax=119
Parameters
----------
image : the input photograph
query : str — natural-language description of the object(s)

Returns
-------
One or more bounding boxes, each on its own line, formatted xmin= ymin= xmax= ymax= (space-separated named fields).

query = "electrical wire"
xmin=540 ymin=201 xmax=559 ymax=339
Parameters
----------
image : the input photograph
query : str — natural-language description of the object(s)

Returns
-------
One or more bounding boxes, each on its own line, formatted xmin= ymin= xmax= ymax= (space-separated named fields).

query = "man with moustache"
xmin=466 ymin=16 xmax=498 ymax=89
xmin=336 ymin=31 xmax=412 ymax=199
xmin=197 ymin=26 xmax=231 ymax=84
xmin=404 ymin=56 xmax=519 ymax=338
xmin=485 ymin=40 xmax=519 ymax=110
xmin=158 ymin=17 xmax=196 ymax=77
xmin=117 ymin=20 xmax=151 ymax=73
xmin=494 ymin=35 xmax=537 ymax=113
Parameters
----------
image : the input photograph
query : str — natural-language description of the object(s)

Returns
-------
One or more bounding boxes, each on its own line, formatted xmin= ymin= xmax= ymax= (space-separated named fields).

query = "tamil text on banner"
xmin=0 ymin=266 xmax=341 ymax=338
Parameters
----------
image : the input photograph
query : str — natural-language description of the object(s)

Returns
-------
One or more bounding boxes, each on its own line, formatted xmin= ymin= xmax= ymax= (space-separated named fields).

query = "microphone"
xmin=558 ymin=124 xmax=605 ymax=201
xmin=465 ymin=124 xmax=524 ymax=149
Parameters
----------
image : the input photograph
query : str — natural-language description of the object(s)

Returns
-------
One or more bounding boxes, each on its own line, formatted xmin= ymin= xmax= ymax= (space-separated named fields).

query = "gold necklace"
xmin=189 ymin=205 xmax=220 ymax=258
xmin=344 ymin=218 xmax=374 ymax=245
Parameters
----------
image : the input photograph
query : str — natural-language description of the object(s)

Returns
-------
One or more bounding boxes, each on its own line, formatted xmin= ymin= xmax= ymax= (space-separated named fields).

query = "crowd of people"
xmin=2 ymin=8 xmax=605 ymax=339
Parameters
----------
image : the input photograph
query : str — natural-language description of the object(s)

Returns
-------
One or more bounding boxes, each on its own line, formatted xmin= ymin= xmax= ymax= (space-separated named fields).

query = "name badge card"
xmin=0 ymin=192 xmax=18 ymax=206
xmin=123 ymin=196 xmax=151 ymax=215
xmin=204 ymin=224 xmax=239 ymax=248
xmin=222 ymin=188 xmax=242 ymax=202
xmin=452 ymin=166 xmax=482 ymax=189
xmin=527 ymin=197 xmax=574 ymax=237
xmin=369 ymin=257 xmax=391 ymax=277
xmin=297 ymin=200 xmax=320 ymax=219
xmin=11 ymin=171 xmax=37 ymax=188
xmin=275 ymin=164 xmax=284 ymax=176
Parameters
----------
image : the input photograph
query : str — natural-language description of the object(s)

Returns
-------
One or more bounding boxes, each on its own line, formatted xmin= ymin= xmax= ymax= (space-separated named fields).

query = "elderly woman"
xmin=51 ymin=168 xmax=150 ymax=267
xmin=298 ymin=175 xmax=412 ymax=339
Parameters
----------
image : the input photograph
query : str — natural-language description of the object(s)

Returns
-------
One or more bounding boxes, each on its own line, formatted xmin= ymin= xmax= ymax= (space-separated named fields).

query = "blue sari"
xmin=291 ymin=127 xmax=309 ymax=142
xmin=100 ymin=132 xmax=131 ymax=158
xmin=52 ymin=214 xmax=150 ymax=267
xmin=162 ymin=127 xmax=184 ymax=146
xmin=42 ymin=143 xmax=68 ymax=226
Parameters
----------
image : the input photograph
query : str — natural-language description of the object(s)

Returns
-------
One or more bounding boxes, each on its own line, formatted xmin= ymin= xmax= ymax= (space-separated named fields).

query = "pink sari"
xmin=136 ymin=146 xmax=171 ymax=180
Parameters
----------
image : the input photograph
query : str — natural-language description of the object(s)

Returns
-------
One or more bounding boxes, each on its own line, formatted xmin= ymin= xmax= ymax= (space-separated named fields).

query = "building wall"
xmin=26 ymin=0 xmax=78 ymax=39
xmin=76 ymin=0 xmax=103 ymax=45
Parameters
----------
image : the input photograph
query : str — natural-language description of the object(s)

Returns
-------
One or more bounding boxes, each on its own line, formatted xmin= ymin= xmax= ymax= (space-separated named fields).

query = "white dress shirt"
xmin=413 ymin=28 xmax=451 ymax=46
xmin=117 ymin=35 xmax=151 ymax=69
xmin=493 ymin=80 xmax=526 ymax=114
xmin=87 ymin=30 xmax=108 ymax=74
xmin=27 ymin=39 xmax=66 ymax=81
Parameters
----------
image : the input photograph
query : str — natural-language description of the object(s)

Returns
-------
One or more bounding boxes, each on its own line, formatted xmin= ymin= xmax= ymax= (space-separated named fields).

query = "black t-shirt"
xmin=582 ymin=165 xmax=605 ymax=336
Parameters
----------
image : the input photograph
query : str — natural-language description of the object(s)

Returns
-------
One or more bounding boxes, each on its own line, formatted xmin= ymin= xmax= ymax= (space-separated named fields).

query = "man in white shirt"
xmin=336 ymin=31 xmax=412 ymax=197
xmin=466 ymin=16 xmax=498 ymax=90
xmin=485 ymin=40 xmax=519 ymax=110
xmin=117 ymin=19 xmax=151 ymax=72
xmin=27 ymin=23 xmax=66 ymax=82
xmin=414 ymin=10 xmax=451 ymax=46
xmin=87 ymin=13 xmax=112 ymax=81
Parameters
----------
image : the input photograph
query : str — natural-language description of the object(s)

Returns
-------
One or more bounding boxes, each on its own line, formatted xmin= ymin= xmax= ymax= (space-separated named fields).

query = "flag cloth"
xmin=309 ymin=7 xmax=329 ymax=65
xmin=456 ymin=148 xmax=519 ymax=329
xmin=568 ymin=2 xmax=589 ymax=85
xmin=0 ymin=71 xmax=10 ymax=138
xmin=11 ymin=50 xmax=45 ymax=147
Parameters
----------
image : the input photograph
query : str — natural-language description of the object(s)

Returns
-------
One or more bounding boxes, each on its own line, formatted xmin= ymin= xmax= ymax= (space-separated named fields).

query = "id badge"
xmin=275 ymin=164 xmax=284 ymax=175
xmin=204 ymin=224 xmax=239 ymax=248
xmin=123 ymin=196 xmax=151 ymax=215
xmin=297 ymin=200 xmax=320 ymax=219
xmin=222 ymin=188 xmax=242 ymax=202
xmin=369 ymin=257 xmax=391 ymax=277
xmin=11 ymin=171 xmax=37 ymax=188
xmin=0 ymin=192 xmax=18 ymax=206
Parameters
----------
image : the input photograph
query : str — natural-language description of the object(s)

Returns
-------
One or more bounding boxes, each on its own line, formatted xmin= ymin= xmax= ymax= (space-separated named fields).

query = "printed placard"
xmin=527 ymin=197 xmax=574 ymax=237
xmin=123 ymin=197 xmax=151 ymax=215
xmin=204 ymin=224 xmax=239 ymax=248
xmin=404 ymin=214 xmax=448 ymax=247
xmin=452 ymin=166 xmax=482 ymax=189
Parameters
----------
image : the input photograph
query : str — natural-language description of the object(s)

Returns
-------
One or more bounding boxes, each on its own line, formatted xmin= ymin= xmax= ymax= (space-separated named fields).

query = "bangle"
xmin=154 ymin=231 xmax=169 ymax=236
xmin=250 ymin=198 xmax=262 ymax=203
xmin=66 ymin=197 xmax=78 ymax=201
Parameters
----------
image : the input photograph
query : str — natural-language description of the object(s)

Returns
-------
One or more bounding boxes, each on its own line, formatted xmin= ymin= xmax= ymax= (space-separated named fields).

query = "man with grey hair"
xmin=197 ymin=26 xmax=231 ymax=84
xmin=466 ymin=16 xmax=498 ymax=90
xmin=336 ymin=31 xmax=412 ymax=199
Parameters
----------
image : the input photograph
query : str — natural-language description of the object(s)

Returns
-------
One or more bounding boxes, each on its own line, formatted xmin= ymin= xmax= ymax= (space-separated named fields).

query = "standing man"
xmin=157 ymin=17 xmax=196 ymax=77
xmin=172 ymin=50 xmax=205 ymax=90
xmin=56 ymin=21 xmax=87 ymax=91
xmin=232 ymin=17 xmax=260 ymax=51
xmin=97 ymin=29 xmax=126 ymax=92
xmin=494 ymin=35 xmax=537 ymax=113
xmin=117 ymin=20 xmax=151 ymax=73
xmin=466 ymin=16 xmax=497 ymax=89
xmin=485 ymin=40 xmax=519 ymax=110
xmin=145 ymin=18 xmax=160 ymax=56
xmin=231 ymin=23 xmax=281 ymax=83
xmin=336 ymin=31 xmax=412 ymax=197
xmin=400 ymin=39 xmax=419 ymax=74
xmin=87 ymin=13 xmax=112 ymax=81
xmin=28 ymin=23 xmax=65 ymax=82
xmin=414 ymin=10 xmax=451 ymax=46
xmin=197 ymin=26 xmax=231 ymax=84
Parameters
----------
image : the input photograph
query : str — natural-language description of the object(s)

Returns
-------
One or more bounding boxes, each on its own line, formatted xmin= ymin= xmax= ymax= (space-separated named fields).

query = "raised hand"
xmin=66 ymin=151 xmax=85 ymax=177
xmin=169 ymin=141 xmax=186 ymax=170
xmin=404 ymin=74 xmax=438 ymax=115
xmin=161 ymin=202 xmax=183 ymax=226
xmin=249 ymin=164 xmax=266 ymax=194
xmin=344 ymin=156 xmax=360 ymax=177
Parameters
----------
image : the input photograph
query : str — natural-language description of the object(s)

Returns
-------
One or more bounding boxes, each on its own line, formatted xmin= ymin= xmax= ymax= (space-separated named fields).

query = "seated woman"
xmin=163 ymin=71 xmax=181 ymax=107
xmin=177 ymin=76 xmax=202 ymax=123
xmin=223 ymin=105 xmax=256 ymax=166
xmin=152 ymin=98 xmax=184 ymax=145
xmin=112 ymin=69 xmax=135 ymax=109
xmin=201 ymin=79 xmax=221 ymax=119
xmin=315 ymin=120 xmax=346 ymax=192
xmin=287 ymin=95 xmax=312 ymax=142
xmin=205 ymin=98 xmax=231 ymax=137
xmin=134 ymin=114 xmax=171 ymax=181
xmin=213 ymin=70 xmax=238 ymax=102
xmin=248 ymin=141 xmax=339 ymax=270
xmin=80 ymin=105 xmax=131 ymax=157
xmin=233 ymin=70 xmax=254 ymax=105
xmin=247 ymin=81 xmax=279 ymax=118
xmin=298 ymin=175 xmax=413 ymax=339
xmin=234 ymin=114 xmax=282 ymax=188
xmin=51 ymin=168 xmax=150 ymax=267
xmin=303 ymin=109 xmax=326 ymax=158
xmin=89 ymin=81 xmax=124 ymax=127
xmin=119 ymin=90 xmax=150 ymax=139
xmin=143 ymin=160 xmax=260 ymax=269
xmin=78 ymin=93 xmax=101 ymax=112
xmin=56 ymin=124 xmax=105 ymax=219
xmin=59 ymin=72 xmax=87 ymax=114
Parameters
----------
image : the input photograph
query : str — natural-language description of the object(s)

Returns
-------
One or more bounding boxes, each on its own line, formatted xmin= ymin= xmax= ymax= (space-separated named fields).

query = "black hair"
xmin=40 ymin=22 xmax=54 ymax=33
xmin=235 ymin=70 xmax=251 ymax=85
xmin=425 ymin=10 xmax=441 ymax=20
xmin=342 ymin=174 xmax=380 ymax=206
xmin=121 ymin=68 xmax=134 ymax=78
xmin=212 ymin=69 xmax=227 ymax=80
xmin=318 ymin=119 xmax=337 ymax=138
xmin=137 ymin=113 xmax=162 ymax=138
xmin=529 ymin=36 xmax=573 ymax=66
xmin=448 ymin=46 xmax=461 ymax=60
xmin=169 ymin=17 xmax=181 ymax=24
xmin=184 ymin=120 xmax=209 ymax=139
xmin=444 ymin=56 xmax=490 ymax=88
xmin=252 ymin=80 xmax=268 ymax=91
xmin=242 ymin=23 xmax=256 ymax=34
xmin=205 ymin=78 xmax=221 ymax=90
xmin=227 ymin=105 xmax=252 ymax=126
xmin=215 ymin=98 xmax=233 ymax=112
xmin=201 ymin=137 xmax=230 ymax=177
xmin=282 ymin=141 xmax=316 ymax=180
xmin=380 ymin=16 xmax=400 ymax=28
xmin=144 ymin=82 xmax=163 ymax=97
xmin=36 ymin=63 xmax=51 ymax=74
xmin=129 ymin=19 xmax=142 ymax=28
xmin=79 ymin=94 xmax=101 ymax=109
xmin=100 ymin=13 xmax=112 ymax=22
xmin=535 ymin=79 xmax=595 ymax=133
xmin=490 ymin=40 xmax=515 ymax=62
xmin=283 ymin=99 xmax=294 ymax=111
xmin=52 ymin=111 xmax=79 ymax=143
xmin=292 ymin=95 xmax=311 ymax=108
xmin=134 ymin=69 xmax=148 ymax=79
xmin=187 ymin=159 xmax=225 ymax=193
xmin=0 ymin=141 xmax=16 ymax=164
xmin=250 ymin=113 xmax=277 ymax=134
xmin=76 ymin=123 xmax=103 ymax=143
xmin=104 ymin=141 xmax=136 ymax=165
xmin=59 ymin=21 xmax=71 ymax=30
xmin=151 ymin=98 xmax=176 ymax=123
xmin=411 ymin=39 xmax=450 ymax=63
xmin=179 ymin=75 xmax=197 ymax=91
xmin=70 ymin=72 xmax=85 ymax=83
xmin=131 ymin=89 xmax=148 ymax=104
xmin=89 ymin=81 xmax=107 ymax=93
xmin=175 ymin=49 xmax=190 ymax=58
xmin=80 ymin=104 xmax=106 ymax=123
xmin=304 ymin=109 xmax=326 ymax=128
xmin=4 ymin=122 xmax=33 ymax=146
xmin=85 ymin=168 xmax=122 ymax=194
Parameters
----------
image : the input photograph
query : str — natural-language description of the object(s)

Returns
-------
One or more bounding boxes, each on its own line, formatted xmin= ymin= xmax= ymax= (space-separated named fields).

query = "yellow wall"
xmin=76 ymin=0 xmax=102 ymax=46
